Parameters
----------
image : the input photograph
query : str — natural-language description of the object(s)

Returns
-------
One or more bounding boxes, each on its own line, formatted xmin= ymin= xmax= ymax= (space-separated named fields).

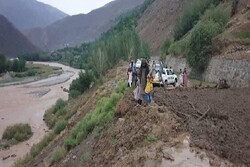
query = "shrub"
xmin=54 ymin=99 xmax=67 ymax=113
xmin=64 ymin=137 xmax=76 ymax=151
xmin=69 ymin=70 xmax=94 ymax=98
xmin=50 ymin=146 xmax=66 ymax=164
xmin=53 ymin=120 xmax=67 ymax=134
xmin=187 ymin=20 xmax=222 ymax=70
xmin=2 ymin=123 xmax=33 ymax=144
xmin=146 ymin=133 xmax=157 ymax=142
xmin=187 ymin=5 xmax=230 ymax=70
xmin=168 ymin=35 xmax=190 ymax=57
xmin=30 ymin=132 xmax=55 ymax=157
xmin=27 ymin=69 xmax=36 ymax=76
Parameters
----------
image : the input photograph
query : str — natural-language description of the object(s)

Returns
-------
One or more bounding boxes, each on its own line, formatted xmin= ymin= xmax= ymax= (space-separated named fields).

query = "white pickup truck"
xmin=153 ymin=68 xmax=178 ymax=87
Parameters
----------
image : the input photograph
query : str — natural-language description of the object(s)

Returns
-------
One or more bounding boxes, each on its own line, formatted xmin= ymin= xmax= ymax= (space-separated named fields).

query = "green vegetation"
xmin=235 ymin=32 xmax=250 ymax=39
xmin=69 ymin=70 xmax=94 ymax=98
xmin=174 ymin=0 xmax=218 ymax=41
xmin=53 ymin=120 xmax=67 ymax=134
xmin=50 ymin=146 xmax=66 ymax=164
xmin=187 ymin=5 xmax=230 ymax=70
xmin=65 ymin=81 xmax=127 ymax=150
xmin=169 ymin=2 xmax=230 ymax=71
xmin=0 ymin=54 xmax=26 ymax=73
xmin=2 ymin=123 xmax=33 ymax=146
xmin=146 ymin=133 xmax=157 ymax=142
xmin=168 ymin=35 xmax=190 ymax=57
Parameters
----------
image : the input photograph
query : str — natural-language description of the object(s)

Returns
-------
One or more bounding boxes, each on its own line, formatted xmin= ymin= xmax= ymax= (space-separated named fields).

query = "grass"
xmin=2 ymin=123 xmax=33 ymax=146
xmin=44 ymin=99 xmax=68 ymax=129
xmin=50 ymin=146 xmax=66 ymax=165
xmin=65 ymin=81 xmax=127 ymax=150
xmin=234 ymin=31 xmax=250 ymax=39
xmin=146 ymin=133 xmax=157 ymax=142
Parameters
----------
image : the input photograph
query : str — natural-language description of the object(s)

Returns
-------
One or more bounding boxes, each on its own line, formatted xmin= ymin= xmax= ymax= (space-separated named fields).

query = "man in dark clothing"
xmin=139 ymin=59 xmax=150 ymax=102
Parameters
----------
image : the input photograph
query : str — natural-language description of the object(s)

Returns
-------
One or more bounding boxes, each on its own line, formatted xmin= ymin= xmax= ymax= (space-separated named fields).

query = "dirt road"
xmin=0 ymin=62 xmax=80 ymax=167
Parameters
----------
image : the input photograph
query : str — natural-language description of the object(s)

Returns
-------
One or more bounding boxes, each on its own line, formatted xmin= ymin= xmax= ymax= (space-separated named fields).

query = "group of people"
xmin=127 ymin=59 xmax=188 ymax=106
xmin=178 ymin=68 xmax=188 ymax=88
xmin=127 ymin=59 xmax=153 ymax=106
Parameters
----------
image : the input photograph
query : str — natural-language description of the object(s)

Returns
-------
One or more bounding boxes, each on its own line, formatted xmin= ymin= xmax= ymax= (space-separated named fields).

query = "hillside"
xmin=0 ymin=0 xmax=68 ymax=31
xmin=137 ymin=0 xmax=184 ymax=56
xmin=0 ymin=15 xmax=39 ymax=58
xmin=24 ymin=0 xmax=145 ymax=51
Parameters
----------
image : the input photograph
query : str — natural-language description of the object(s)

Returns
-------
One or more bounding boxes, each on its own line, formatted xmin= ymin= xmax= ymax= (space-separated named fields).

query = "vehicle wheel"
xmin=164 ymin=80 xmax=168 ymax=87
xmin=173 ymin=81 xmax=176 ymax=87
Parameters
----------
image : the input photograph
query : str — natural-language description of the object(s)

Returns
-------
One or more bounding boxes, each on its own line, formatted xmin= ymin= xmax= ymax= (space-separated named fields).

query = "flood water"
xmin=0 ymin=62 xmax=80 ymax=167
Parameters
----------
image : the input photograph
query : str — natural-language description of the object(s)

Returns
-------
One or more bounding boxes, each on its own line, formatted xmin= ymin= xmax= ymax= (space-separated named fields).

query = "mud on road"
xmin=154 ymin=87 xmax=250 ymax=166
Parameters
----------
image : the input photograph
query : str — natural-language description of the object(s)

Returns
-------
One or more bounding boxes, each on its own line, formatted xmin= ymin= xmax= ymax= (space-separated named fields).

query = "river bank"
xmin=0 ymin=62 xmax=80 ymax=167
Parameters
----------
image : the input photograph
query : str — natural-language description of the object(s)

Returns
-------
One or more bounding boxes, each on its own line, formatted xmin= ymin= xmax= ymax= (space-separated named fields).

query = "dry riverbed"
xmin=0 ymin=62 xmax=80 ymax=167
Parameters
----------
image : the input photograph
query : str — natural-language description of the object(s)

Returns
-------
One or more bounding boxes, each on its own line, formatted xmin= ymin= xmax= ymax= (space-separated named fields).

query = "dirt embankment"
xmin=136 ymin=0 xmax=183 ymax=56
xmin=154 ymin=87 xmax=250 ymax=166
xmin=58 ymin=87 xmax=250 ymax=167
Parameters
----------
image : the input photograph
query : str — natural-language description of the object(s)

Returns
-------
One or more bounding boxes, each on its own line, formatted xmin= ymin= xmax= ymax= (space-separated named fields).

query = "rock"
xmin=118 ymin=118 xmax=125 ymax=122
xmin=163 ymin=151 xmax=175 ymax=161
xmin=72 ymin=155 xmax=77 ymax=160
xmin=2 ymin=155 xmax=10 ymax=160
xmin=1 ymin=118 xmax=4 ymax=120
xmin=11 ymin=154 xmax=16 ymax=157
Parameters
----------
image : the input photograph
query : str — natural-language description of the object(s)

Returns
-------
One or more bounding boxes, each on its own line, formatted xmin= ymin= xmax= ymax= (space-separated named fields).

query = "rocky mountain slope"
xmin=0 ymin=15 xmax=39 ymax=58
xmin=0 ymin=0 xmax=68 ymax=31
xmin=137 ymin=0 xmax=184 ymax=56
xmin=24 ymin=0 xmax=145 ymax=51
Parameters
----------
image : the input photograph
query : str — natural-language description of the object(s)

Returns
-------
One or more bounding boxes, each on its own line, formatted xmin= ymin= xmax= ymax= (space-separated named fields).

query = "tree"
xmin=0 ymin=54 xmax=6 ymax=73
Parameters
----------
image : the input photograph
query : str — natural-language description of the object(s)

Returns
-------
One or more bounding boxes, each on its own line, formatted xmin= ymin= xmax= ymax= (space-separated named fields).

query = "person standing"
xmin=183 ymin=68 xmax=188 ymax=88
xmin=133 ymin=72 xmax=142 ymax=105
xmin=178 ymin=69 xmax=183 ymax=87
xmin=127 ymin=68 xmax=133 ymax=87
xmin=139 ymin=59 xmax=150 ymax=103
xmin=145 ymin=75 xmax=154 ymax=104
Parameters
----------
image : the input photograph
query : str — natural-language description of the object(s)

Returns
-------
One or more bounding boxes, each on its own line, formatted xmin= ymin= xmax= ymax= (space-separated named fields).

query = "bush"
xmin=53 ymin=120 xmax=67 ymax=134
xmin=187 ymin=5 xmax=230 ymax=70
xmin=27 ymin=69 xmax=36 ymax=76
xmin=146 ymin=133 xmax=157 ymax=142
xmin=187 ymin=20 xmax=222 ymax=70
xmin=2 ymin=123 xmax=33 ymax=144
xmin=30 ymin=132 xmax=55 ymax=158
xmin=69 ymin=70 xmax=94 ymax=98
xmin=168 ymin=35 xmax=190 ymax=57
xmin=50 ymin=146 xmax=66 ymax=164
xmin=54 ymin=99 xmax=67 ymax=113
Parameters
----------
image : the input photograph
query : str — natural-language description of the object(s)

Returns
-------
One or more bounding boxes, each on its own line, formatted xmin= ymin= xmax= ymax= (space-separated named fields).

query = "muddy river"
xmin=0 ymin=62 xmax=80 ymax=167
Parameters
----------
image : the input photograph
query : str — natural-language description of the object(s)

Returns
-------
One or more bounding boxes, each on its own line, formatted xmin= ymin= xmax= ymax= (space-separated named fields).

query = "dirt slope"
xmin=136 ymin=0 xmax=184 ymax=56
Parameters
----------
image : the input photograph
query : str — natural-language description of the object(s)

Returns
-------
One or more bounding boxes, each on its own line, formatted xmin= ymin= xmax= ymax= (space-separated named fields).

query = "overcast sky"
xmin=37 ymin=0 xmax=114 ymax=15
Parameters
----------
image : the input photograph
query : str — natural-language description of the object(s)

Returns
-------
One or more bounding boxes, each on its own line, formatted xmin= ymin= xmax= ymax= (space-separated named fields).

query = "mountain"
xmin=24 ymin=0 xmax=145 ymax=51
xmin=137 ymin=0 xmax=184 ymax=56
xmin=0 ymin=0 xmax=68 ymax=31
xmin=0 ymin=15 xmax=39 ymax=58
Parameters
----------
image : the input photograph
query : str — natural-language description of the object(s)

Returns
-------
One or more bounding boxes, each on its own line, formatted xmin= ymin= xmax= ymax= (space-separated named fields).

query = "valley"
xmin=0 ymin=62 xmax=79 ymax=167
